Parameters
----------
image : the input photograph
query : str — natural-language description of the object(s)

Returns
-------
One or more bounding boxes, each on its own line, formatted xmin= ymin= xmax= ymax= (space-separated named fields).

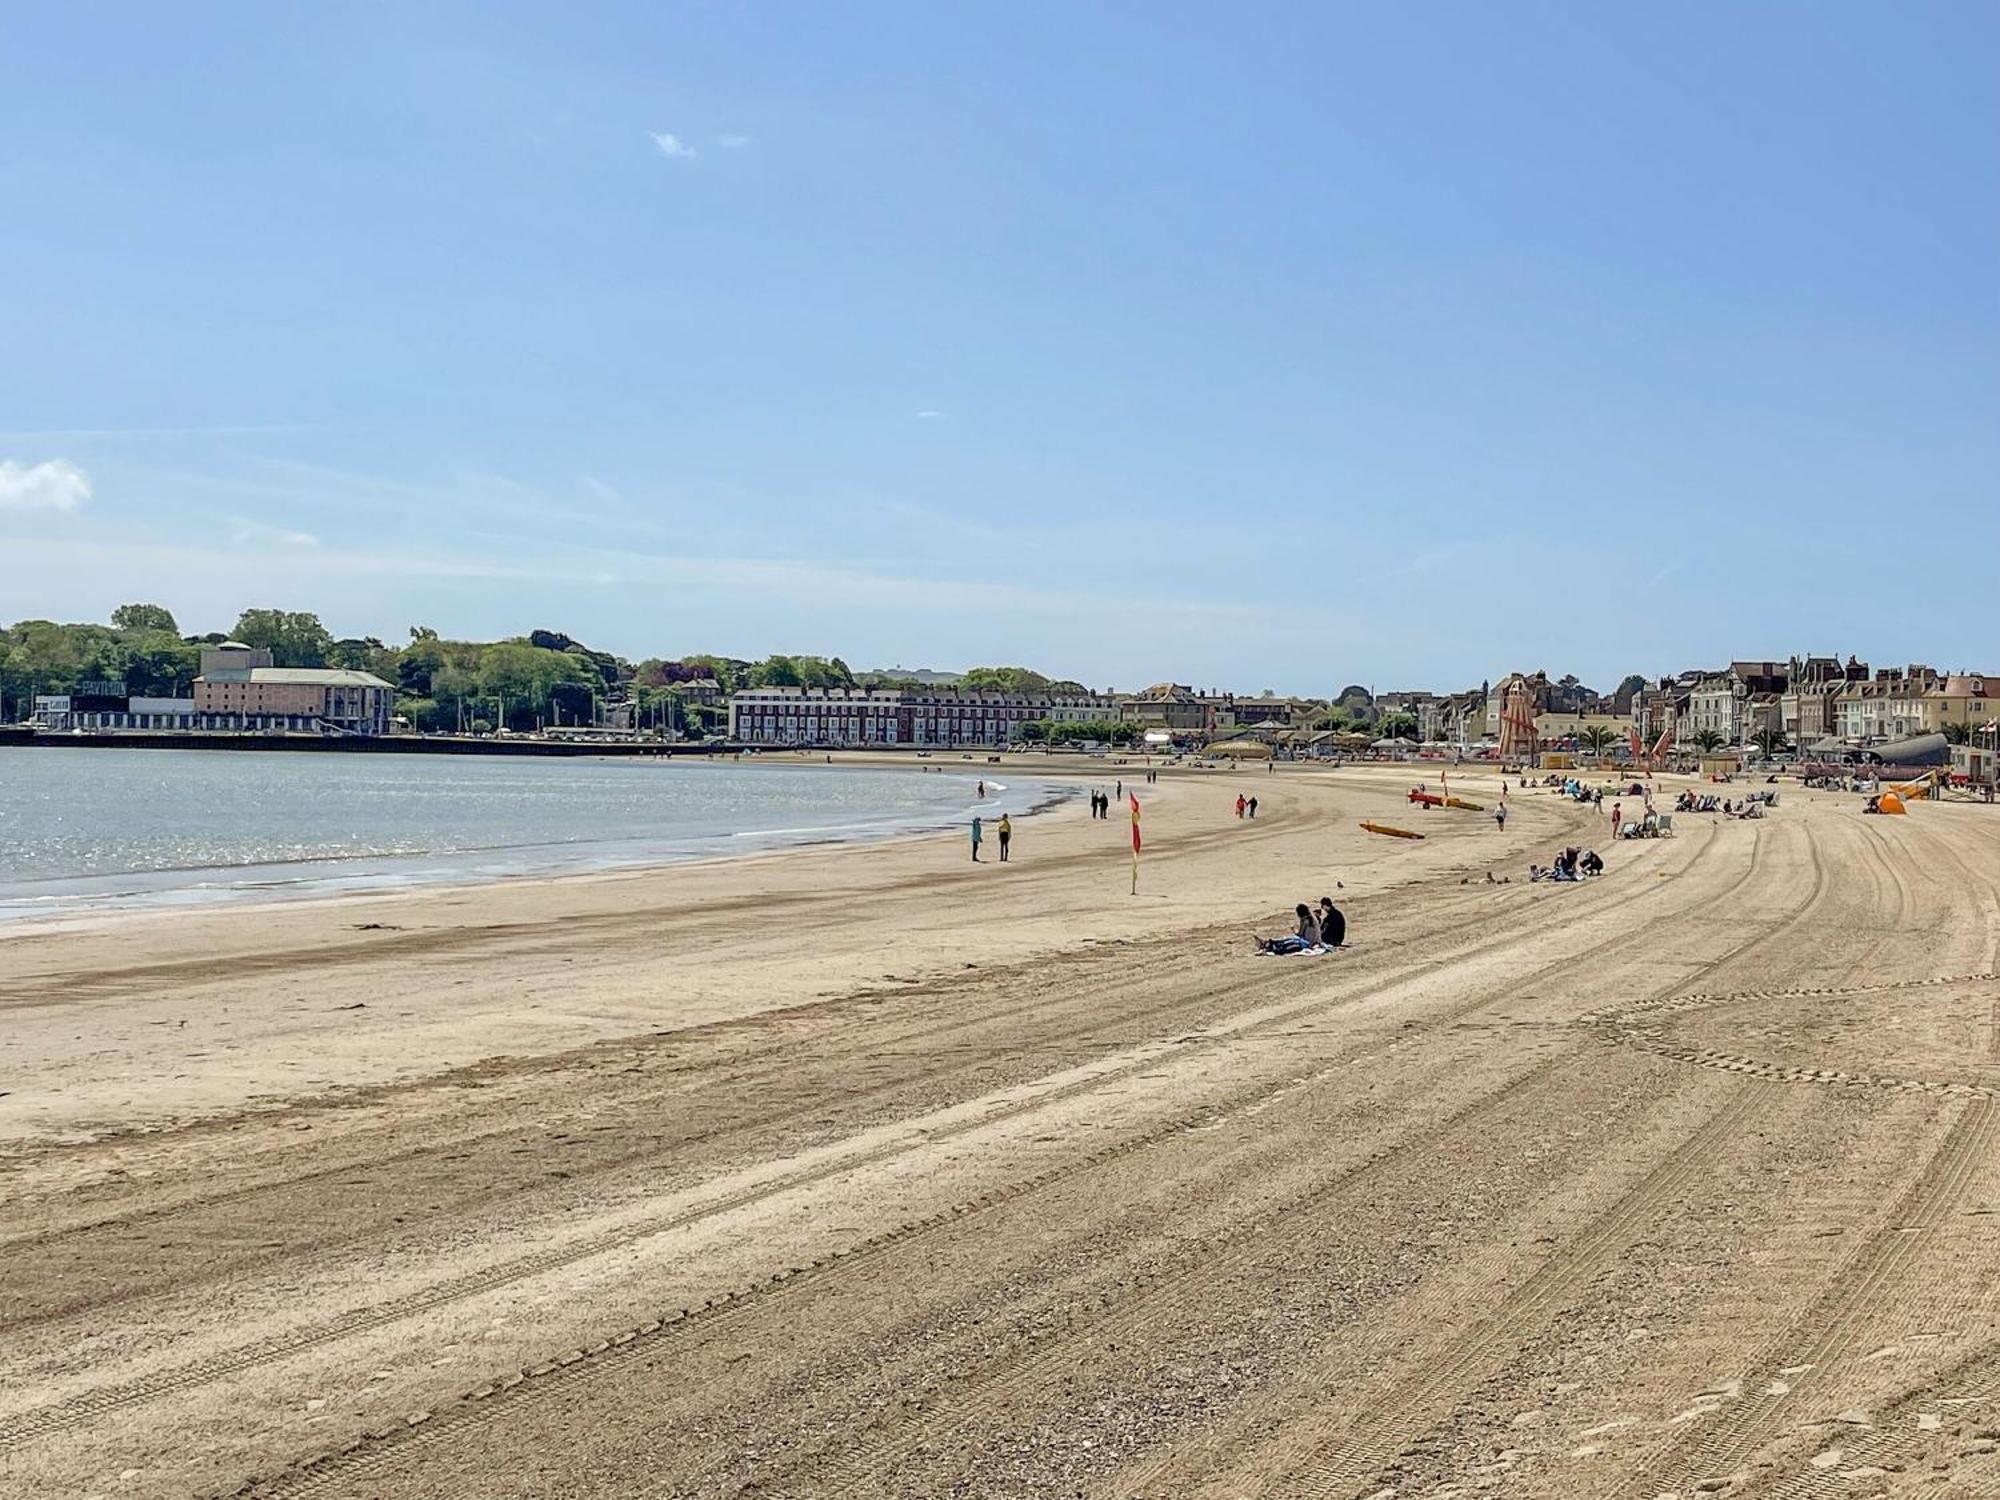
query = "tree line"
xmin=0 ymin=608 xmax=1097 ymax=736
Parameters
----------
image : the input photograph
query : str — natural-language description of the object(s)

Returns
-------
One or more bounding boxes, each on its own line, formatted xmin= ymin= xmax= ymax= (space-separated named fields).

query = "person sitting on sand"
xmin=1580 ymin=849 xmax=1604 ymax=876
xmin=1254 ymin=904 xmax=1322 ymax=955
xmin=1316 ymin=896 xmax=1346 ymax=948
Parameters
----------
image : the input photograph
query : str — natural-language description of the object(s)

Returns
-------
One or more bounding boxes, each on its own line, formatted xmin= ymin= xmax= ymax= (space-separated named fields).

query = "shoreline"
xmin=0 ymin=752 xmax=1085 ymax=933
xmin=0 ymin=764 xmax=1569 ymax=1151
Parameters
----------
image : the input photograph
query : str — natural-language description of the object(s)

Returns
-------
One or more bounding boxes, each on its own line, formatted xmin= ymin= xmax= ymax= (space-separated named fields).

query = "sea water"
xmin=0 ymin=747 xmax=1064 ymax=920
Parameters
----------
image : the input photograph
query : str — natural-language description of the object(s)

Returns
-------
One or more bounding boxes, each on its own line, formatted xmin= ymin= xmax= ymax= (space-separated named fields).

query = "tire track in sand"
xmin=1115 ymin=817 xmax=1837 ymax=1498
xmin=193 ymin=829 xmax=1759 ymax=1494
xmin=1617 ymin=1095 xmax=1999 ymax=1496
xmin=0 ymin=827 xmax=1730 ymax=1456
xmin=1226 ymin=1088 xmax=1775 ymax=1500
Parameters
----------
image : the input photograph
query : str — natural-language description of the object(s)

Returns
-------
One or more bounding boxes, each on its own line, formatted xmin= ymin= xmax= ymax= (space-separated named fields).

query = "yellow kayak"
xmin=1361 ymin=820 xmax=1425 ymax=840
xmin=1443 ymin=796 xmax=1485 ymax=811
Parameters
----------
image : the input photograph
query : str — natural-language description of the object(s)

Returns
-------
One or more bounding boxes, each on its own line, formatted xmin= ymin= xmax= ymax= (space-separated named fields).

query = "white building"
xmin=729 ymin=686 xmax=1078 ymax=747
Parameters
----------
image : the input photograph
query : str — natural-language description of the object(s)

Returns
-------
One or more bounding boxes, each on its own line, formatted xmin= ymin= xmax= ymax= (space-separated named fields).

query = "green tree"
xmin=111 ymin=603 xmax=179 ymax=634
xmin=1579 ymin=724 xmax=1618 ymax=757
xmin=679 ymin=655 xmax=742 ymax=693
xmin=1 ymin=619 xmax=117 ymax=696
xmin=748 ymin=654 xmax=853 ymax=690
xmin=1379 ymin=712 xmax=1419 ymax=741
xmin=121 ymin=634 xmax=201 ymax=695
xmin=328 ymin=636 xmax=398 ymax=675
xmin=1943 ymin=720 xmax=1973 ymax=745
xmin=961 ymin=666 xmax=1051 ymax=694
xmin=1690 ymin=728 xmax=1726 ymax=753
xmin=232 ymin=609 xmax=334 ymax=668
xmin=1753 ymin=727 xmax=1792 ymax=755
xmin=395 ymin=696 xmax=444 ymax=731
xmin=1313 ymin=710 xmax=1363 ymax=733
xmin=476 ymin=642 xmax=595 ymax=730
xmin=750 ymin=655 xmax=803 ymax=687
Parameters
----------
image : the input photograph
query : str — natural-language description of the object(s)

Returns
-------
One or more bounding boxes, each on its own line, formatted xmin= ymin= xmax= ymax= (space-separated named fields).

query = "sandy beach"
xmin=5 ymin=760 xmax=2000 ymax=1498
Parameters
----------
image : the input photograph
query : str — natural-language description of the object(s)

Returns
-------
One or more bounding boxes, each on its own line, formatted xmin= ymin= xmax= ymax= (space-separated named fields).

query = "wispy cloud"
xmin=717 ymin=133 xmax=752 ymax=149
xmin=875 ymin=497 xmax=1011 ymax=548
xmin=1647 ymin=553 xmax=1690 ymax=588
xmin=649 ymin=131 xmax=697 ymax=160
xmin=0 ymin=457 xmax=91 ymax=511
xmin=914 ymin=410 xmax=947 ymax=421
xmin=226 ymin=516 xmax=320 ymax=548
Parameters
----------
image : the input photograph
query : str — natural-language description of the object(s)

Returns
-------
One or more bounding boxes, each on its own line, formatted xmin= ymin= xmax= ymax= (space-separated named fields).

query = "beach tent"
xmin=1208 ymin=738 xmax=1274 ymax=759
xmin=1877 ymin=791 xmax=1908 ymax=815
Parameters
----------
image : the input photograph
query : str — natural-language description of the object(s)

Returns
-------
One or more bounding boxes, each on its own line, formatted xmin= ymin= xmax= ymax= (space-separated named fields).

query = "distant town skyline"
xmin=3 ymin=4 xmax=1995 ymax=692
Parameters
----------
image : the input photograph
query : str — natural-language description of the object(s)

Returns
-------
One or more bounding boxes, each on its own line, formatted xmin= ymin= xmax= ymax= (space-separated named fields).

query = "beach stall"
xmin=1208 ymin=737 xmax=1273 ymax=760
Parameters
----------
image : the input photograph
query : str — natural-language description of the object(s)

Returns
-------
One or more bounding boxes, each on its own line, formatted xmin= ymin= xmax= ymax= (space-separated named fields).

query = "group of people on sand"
xmin=1255 ymin=896 xmax=1345 ymax=955
xmin=1088 ymin=790 xmax=1123 ymax=818
xmin=1530 ymin=846 xmax=1603 ymax=883
xmin=1234 ymin=793 xmax=1259 ymax=819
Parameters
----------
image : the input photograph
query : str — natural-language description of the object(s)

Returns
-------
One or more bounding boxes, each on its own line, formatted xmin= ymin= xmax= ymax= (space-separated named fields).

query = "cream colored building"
xmin=1920 ymin=674 xmax=2000 ymax=735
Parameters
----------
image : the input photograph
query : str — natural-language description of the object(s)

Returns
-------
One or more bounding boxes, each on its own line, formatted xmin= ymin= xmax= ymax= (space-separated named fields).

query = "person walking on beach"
xmin=1495 ymin=801 xmax=1508 ymax=832
xmin=1116 ymin=778 xmax=1123 ymax=801
xmin=997 ymin=813 xmax=1013 ymax=862
xmin=1247 ymin=796 xmax=1258 ymax=819
xmin=977 ymin=780 xmax=986 ymax=799
xmin=1611 ymin=800 xmax=1623 ymax=840
xmin=1236 ymin=794 xmax=1247 ymax=819
xmin=970 ymin=816 xmax=983 ymax=862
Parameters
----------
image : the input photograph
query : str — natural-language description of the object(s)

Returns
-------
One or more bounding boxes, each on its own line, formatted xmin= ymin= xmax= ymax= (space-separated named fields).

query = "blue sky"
xmin=2 ymin=3 xmax=1994 ymax=693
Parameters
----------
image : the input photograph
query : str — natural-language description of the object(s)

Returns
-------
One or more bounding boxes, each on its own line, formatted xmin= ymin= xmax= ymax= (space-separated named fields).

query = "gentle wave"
xmin=0 ymin=750 xmax=1078 ymax=922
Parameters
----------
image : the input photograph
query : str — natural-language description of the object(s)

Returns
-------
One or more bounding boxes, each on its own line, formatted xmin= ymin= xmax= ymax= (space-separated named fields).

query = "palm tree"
xmin=1943 ymin=720 xmax=1973 ymax=745
xmin=1579 ymin=723 xmax=1617 ymax=759
xmin=1690 ymin=728 xmax=1726 ymax=753
xmin=1753 ymin=727 xmax=1790 ymax=756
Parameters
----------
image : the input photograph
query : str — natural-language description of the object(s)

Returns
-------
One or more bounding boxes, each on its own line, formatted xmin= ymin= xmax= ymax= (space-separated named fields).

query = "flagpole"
xmin=1129 ymin=793 xmax=1141 ymax=895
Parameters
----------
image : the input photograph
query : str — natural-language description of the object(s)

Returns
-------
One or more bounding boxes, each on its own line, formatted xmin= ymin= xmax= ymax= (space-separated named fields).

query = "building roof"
xmin=198 ymin=667 xmax=393 ymax=688
xmin=1931 ymin=674 xmax=1999 ymax=697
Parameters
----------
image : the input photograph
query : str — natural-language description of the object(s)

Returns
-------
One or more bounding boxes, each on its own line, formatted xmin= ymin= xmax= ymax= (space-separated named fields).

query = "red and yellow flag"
xmin=1130 ymin=794 xmax=1141 ymax=852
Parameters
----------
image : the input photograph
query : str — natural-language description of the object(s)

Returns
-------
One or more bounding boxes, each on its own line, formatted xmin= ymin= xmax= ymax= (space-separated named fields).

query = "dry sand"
xmin=5 ymin=759 xmax=2000 ymax=1499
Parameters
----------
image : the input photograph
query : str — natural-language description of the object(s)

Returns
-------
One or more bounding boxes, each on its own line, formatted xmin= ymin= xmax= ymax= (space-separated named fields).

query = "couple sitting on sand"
xmin=1255 ymin=896 xmax=1345 ymax=955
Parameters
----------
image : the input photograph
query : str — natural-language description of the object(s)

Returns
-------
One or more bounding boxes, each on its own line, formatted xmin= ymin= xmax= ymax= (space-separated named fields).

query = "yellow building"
xmin=1534 ymin=711 xmax=1634 ymax=751
xmin=1920 ymin=674 xmax=1999 ymax=735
